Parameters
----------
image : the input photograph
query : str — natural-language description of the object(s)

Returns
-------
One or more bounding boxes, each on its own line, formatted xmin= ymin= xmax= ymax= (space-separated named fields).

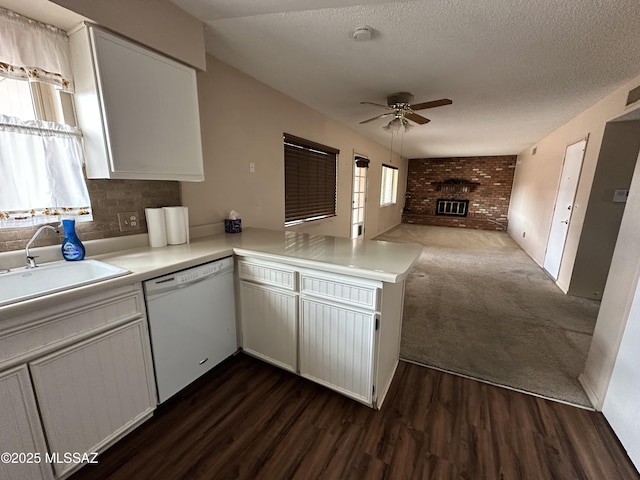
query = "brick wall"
xmin=402 ymin=156 xmax=516 ymax=230
xmin=0 ymin=178 xmax=181 ymax=252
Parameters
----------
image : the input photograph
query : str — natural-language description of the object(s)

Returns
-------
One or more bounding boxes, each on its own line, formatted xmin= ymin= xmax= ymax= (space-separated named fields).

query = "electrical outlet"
xmin=118 ymin=212 xmax=140 ymax=231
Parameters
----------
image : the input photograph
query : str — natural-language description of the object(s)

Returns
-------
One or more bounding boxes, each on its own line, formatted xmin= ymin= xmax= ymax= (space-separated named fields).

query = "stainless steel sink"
xmin=0 ymin=259 xmax=130 ymax=308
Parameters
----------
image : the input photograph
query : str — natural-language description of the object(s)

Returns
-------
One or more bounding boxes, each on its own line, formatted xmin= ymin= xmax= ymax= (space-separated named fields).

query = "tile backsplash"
xmin=0 ymin=179 xmax=181 ymax=252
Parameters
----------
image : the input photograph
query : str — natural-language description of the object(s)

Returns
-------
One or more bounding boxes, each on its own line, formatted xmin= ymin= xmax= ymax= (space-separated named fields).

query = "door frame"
xmin=351 ymin=153 xmax=369 ymax=239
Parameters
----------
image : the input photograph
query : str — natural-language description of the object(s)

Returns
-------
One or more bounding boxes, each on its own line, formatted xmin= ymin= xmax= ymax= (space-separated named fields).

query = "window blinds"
xmin=284 ymin=133 xmax=338 ymax=225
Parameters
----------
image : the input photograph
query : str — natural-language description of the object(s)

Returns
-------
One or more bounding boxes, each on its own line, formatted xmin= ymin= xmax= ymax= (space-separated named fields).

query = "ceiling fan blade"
xmin=359 ymin=113 xmax=394 ymax=124
xmin=405 ymin=112 xmax=431 ymax=125
xmin=360 ymin=101 xmax=392 ymax=109
xmin=410 ymin=98 xmax=453 ymax=110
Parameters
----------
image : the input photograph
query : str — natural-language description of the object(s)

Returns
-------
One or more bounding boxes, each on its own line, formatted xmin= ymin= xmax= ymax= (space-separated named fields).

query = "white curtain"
xmin=0 ymin=115 xmax=92 ymax=227
xmin=0 ymin=7 xmax=74 ymax=92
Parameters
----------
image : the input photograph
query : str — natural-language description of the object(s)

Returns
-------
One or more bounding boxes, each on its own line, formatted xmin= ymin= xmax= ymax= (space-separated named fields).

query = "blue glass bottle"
xmin=61 ymin=219 xmax=85 ymax=261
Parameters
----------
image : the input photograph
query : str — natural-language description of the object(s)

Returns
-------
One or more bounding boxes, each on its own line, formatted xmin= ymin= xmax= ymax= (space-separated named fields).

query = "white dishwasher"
xmin=143 ymin=256 xmax=237 ymax=403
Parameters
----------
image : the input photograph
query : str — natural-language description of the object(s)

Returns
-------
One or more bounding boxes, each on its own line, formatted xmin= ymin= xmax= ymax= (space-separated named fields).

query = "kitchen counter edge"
xmin=1 ymin=228 xmax=422 ymax=318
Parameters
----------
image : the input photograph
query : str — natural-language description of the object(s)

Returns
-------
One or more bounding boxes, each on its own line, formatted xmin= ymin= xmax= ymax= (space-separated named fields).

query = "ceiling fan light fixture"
xmin=383 ymin=115 xmax=413 ymax=133
xmin=352 ymin=26 xmax=373 ymax=42
xmin=383 ymin=116 xmax=403 ymax=132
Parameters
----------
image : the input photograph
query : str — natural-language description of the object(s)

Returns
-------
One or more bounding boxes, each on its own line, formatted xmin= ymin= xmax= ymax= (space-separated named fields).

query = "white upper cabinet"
xmin=70 ymin=25 xmax=204 ymax=181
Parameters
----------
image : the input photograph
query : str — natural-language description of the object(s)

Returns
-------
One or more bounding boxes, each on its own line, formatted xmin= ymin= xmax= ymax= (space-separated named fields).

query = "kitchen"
xmin=1 ymin=0 xmax=640 ymax=479
xmin=0 ymin=1 xmax=425 ymax=478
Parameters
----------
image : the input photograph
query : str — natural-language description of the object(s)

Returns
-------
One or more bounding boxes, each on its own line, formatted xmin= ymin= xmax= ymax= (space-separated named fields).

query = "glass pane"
xmin=0 ymin=78 xmax=36 ymax=120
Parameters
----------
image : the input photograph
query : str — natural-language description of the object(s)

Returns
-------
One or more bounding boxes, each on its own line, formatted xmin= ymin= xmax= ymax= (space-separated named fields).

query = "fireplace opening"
xmin=436 ymin=199 xmax=469 ymax=217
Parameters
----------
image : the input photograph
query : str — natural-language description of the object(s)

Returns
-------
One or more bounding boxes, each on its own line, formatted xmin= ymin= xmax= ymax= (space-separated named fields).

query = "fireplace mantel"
xmin=434 ymin=179 xmax=480 ymax=193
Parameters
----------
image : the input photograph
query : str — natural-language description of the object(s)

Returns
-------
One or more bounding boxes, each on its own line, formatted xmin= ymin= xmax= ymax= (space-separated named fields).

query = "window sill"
xmin=284 ymin=214 xmax=335 ymax=228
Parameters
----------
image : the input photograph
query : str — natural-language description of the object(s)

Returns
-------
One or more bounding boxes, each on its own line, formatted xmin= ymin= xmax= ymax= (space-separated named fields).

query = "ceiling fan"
xmin=359 ymin=92 xmax=452 ymax=131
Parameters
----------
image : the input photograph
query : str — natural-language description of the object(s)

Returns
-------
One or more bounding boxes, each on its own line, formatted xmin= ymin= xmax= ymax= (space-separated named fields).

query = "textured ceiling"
xmin=170 ymin=0 xmax=640 ymax=158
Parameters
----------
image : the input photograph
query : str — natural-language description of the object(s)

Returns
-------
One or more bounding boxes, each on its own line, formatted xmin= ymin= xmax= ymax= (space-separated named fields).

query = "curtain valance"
xmin=0 ymin=7 xmax=74 ymax=92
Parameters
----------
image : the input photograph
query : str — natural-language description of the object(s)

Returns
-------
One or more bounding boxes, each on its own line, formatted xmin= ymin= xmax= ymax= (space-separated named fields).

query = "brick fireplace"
xmin=402 ymin=156 xmax=517 ymax=230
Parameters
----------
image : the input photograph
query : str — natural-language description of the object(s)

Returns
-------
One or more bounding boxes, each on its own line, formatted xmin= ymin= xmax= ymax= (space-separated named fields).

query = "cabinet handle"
xmin=199 ymin=357 xmax=209 ymax=365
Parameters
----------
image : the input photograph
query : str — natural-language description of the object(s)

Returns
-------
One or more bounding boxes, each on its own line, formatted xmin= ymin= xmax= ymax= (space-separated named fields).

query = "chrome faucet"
xmin=25 ymin=224 xmax=60 ymax=268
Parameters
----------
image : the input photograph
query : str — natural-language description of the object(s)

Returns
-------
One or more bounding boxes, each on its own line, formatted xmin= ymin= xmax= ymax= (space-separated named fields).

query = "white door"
xmin=299 ymin=297 xmax=376 ymax=405
xmin=30 ymin=321 xmax=156 ymax=477
xmin=239 ymin=281 xmax=298 ymax=372
xmin=351 ymin=155 xmax=368 ymax=239
xmin=543 ymin=139 xmax=587 ymax=279
xmin=0 ymin=366 xmax=53 ymax=480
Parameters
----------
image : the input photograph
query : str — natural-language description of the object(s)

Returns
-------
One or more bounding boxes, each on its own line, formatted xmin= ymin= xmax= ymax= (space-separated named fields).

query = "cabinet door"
xmin=240 ymin=281 xmax=297 ymax=372
xmin=30 ymin=320 xmax=155 ymax=478
xmin=74 ymin=26 xmax=204 ymax=181
xmin=299 ymin=298 xmax=376 ymax=405
xmin=0 ymin=366 xmax=53 ymax=480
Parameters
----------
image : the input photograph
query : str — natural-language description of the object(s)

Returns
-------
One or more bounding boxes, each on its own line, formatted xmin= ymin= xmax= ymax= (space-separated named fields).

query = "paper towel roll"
xmin=183 ymin=207 xmax=190 ymax=244
xmin=164 ymin=206 xmax=188 ymax=245
xmin=145 ymin=208 xmax=167 ymax=248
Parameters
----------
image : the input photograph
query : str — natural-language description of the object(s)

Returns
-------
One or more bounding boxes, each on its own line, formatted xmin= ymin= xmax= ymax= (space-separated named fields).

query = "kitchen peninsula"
xmin=0 ymin=228 xmax=421 ymax=480
xmin=99 ymin=227 xmax=423 ymax=407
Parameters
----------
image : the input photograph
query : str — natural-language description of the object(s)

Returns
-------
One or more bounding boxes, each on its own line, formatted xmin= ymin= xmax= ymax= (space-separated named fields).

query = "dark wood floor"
xmin=70 ymin=353 xmax=639 ymax=480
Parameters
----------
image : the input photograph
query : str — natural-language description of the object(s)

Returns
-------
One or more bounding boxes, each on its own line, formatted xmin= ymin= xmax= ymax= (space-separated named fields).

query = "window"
xmin=284 ymin=133 xmax=338 ymax=226
xmin=0 ymin=7 xmax=91 ymax=227
xmin=0 ymin=77 xmax=73 ymax=125
xmin=380 ymin=164 xmax=398 ymax=206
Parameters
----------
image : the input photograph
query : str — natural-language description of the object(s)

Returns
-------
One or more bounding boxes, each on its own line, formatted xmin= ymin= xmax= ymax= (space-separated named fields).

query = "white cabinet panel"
xmin=240 ymin=281 xmax=297 ymax=372
xmin=299 ymin=298 xmax=376 ymax=404
xmin=238 ymin=260 xmax=297 ymax=291
xmin=70 ymin=25 xmax=204 ymax=181
xmin=0 ymin=366 xmax=53 ymax=480
xmin=30 ymin=320 xmax=155 ymax=477
xmin=299 ymin=272 xmax=380 ymax=310
xmin=0 ymin=286 xmax=143 ymax=369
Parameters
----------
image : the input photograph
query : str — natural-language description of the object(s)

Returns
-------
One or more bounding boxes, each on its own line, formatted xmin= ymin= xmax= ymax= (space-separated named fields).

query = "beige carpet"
xmin=375 ymin=224 xmax=600 ymax=408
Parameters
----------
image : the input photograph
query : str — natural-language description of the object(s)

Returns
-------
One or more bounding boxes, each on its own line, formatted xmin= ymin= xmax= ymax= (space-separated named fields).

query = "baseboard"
xmin=579 ymin=372 xmax=604 ymax=410
xmin=375 ymin=222 xmax=402 ymax=237
xmin=374 ymin=359 xmax=399 ymax=409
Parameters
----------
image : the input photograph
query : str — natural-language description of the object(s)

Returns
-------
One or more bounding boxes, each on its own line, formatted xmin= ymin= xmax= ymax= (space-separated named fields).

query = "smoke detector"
xmin=352 ymin=26 xmax=373 ymax=42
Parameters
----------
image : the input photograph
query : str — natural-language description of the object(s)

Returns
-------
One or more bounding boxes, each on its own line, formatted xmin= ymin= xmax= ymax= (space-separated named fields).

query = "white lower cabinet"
xmin=239 ymin=281 xmax=298 ymax=372
xmin=0 ymin=366 xmax=53 ymax=480
xmin=299 ymin=298 xmax=376 ymax=404
xmin=0 ymin=284 xmax=156 ymax=479
xmin=238 ymin=257 xmax=399 ymax=408
xmin=30 ymin=320 xmax=155 ymax=478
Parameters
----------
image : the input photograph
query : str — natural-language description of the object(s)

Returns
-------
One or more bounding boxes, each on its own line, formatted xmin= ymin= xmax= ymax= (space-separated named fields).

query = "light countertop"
xmin=2 ymin=227 xmax=422 ymax=318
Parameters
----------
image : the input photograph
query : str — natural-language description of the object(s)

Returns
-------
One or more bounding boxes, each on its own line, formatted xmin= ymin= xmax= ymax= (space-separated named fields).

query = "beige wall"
xmin=569 ymin=121 xmax=640 ymax=298
xmin=581 ymin=147 xmax=640 ymax=409
xmin=51 ymin=0 xmax=206 ymax=70
xmin=508 ymin=74 xmax=640 ymax=293
xmin=509 ymin=73 xmax=640 ymax=419
xmin=182 ymin=55 xmax=406 ymax=239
